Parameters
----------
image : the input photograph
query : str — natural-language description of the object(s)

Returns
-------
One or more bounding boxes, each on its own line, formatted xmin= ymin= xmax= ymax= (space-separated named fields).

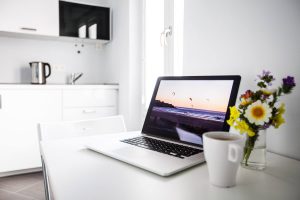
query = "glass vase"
xmin=241 ymin=130 xmax=266 ymax=170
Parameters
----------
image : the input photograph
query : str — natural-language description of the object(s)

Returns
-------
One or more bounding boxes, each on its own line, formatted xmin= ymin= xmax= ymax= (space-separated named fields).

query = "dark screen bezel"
xmin=141 ymin=75 xmax=241 ymax=147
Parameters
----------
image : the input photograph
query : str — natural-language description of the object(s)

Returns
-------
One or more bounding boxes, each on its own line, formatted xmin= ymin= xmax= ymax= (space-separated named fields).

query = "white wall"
xmin=0 ymin=36 xmax=107 ymax=84
xmin=127 ymin=0 xmax=143 ymax=130
xmin=183 ymin=0 xmax=300 ymax=159
xmin=103 ymin=0 xmax=143 ymax=130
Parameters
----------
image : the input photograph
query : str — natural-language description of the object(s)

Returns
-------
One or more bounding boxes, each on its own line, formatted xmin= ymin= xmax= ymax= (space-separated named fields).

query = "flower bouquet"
xmin=227 ymin=71 xmax=296 ymax=170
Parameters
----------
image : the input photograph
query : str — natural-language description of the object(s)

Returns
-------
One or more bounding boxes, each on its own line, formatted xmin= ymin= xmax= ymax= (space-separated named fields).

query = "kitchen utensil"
xmin=29 ymin=62 xmax=51 ymax=84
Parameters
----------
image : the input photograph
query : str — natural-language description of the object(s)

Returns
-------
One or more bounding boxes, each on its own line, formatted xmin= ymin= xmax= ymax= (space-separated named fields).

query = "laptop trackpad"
xmin=113 ymin=146 xmax=149 ymax=156
xmin=110 ymin=145 xmax=188 ymax=176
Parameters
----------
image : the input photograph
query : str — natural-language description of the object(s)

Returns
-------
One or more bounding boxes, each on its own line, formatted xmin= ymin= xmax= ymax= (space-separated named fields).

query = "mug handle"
xmin=228 ymin=144 xmax=242 ymax=163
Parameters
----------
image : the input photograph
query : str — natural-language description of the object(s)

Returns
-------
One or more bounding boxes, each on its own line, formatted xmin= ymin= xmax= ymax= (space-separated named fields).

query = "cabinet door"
xmin=0 ymin=0 xmax=59 ymax=36
xmin=0 ymin=89 xmax=62 ymax=173
xmin=63 ymin=89 xmax=117 ymax=107
xmin=59 ymin=1 xmax=110 ymax=40
xmin=62 ymin=88 xmax=118 ymax=120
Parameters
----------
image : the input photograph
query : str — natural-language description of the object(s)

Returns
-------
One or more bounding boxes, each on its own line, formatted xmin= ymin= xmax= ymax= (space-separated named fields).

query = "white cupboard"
xmin=62 ymin=89 xmax=118 ymax=120
xmin=0 ymin=85 xmax=118 ymax=175
xmin=0 ymin=89 xmax=62 ymax=173
xmin=61 ymin=87 xmax=119 ymax=121
xmin=0 ymin=0 xmax=59 ymax=36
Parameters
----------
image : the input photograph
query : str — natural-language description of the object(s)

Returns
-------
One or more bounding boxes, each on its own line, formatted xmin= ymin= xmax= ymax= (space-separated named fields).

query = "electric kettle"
xmin=29 ymin=62 xmax=51 ymax=84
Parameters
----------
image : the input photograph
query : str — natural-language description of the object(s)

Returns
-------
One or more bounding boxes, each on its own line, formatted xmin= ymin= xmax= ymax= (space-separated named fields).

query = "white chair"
xmin=38 ymin=115 xmax=126 ymax=141
xmin=37 ymin=115 xmax=127 ymax=200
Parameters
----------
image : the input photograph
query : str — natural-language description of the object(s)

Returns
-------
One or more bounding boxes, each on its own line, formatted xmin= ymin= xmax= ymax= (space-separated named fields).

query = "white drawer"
xmin=63 ymin=89 xmax=117 ymax=107
xmin=63 ymin=107 xmax=117 ymax=121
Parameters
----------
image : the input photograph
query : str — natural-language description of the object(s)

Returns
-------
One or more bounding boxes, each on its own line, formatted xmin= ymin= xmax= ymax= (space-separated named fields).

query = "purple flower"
xmin=283 ymin=76 xmax=296 ymax=87
xmin=262 ymin=70 xmax=271 ymax=77
xmin=282 ymin=76 xmax=296 ymax=94
xmin=258 ymin=70 xmax=272 ymax=78
xmin=257 ymin=70 xmax=275 ymax=88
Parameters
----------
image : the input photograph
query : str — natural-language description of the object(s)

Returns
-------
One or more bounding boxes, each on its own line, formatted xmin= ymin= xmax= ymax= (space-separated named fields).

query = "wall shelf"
xmin=0 ymin=31 xmax=110 ymax=45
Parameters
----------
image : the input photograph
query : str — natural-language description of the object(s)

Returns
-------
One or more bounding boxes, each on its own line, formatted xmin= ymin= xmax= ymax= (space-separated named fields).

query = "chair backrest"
xmin=38 ymin=115 xmax=126 ymax=141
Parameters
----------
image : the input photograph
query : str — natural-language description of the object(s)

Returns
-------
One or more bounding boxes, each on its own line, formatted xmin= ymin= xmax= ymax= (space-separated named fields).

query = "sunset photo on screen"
xmin=148 ymin=80 xmax=234 ymax=145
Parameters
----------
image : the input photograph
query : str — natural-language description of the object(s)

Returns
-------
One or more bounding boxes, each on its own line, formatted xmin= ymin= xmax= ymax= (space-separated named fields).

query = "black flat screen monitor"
xmin=142 ymin=76 xmax=241 ymax=147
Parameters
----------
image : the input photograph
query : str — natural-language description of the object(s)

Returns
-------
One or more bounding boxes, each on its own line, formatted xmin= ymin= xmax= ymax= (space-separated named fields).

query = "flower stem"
xmin=243 ymin=134 xmax=258 ymax=166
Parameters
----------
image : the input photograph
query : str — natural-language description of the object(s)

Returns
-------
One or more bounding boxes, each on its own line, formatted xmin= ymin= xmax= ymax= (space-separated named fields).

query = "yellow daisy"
xmin=273 ymin=114 xmax=285 ymax=128
xmin=230 ymin=106 xmax=240 ymax=119
xmin=273 ymin=103 xmax=286 ymax=128
xmin=234 ymin=120 xmax=255 ymax=137
xmin=278 ymin=103 xmax=285 ymax=115
xmin=240 ymin=98 xmax=251 ymax=106
xmin=245 ymin=100 xmax=272 ymax=125
xmin=227 ymin=106 xmax=240 ymax=126
xmin=261 ymin=88 xmax=276 ymax=96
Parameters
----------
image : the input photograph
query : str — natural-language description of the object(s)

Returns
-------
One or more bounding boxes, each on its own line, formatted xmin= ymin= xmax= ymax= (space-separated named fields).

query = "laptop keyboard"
xmin=121 ymin=136 xmax=202 ymax=159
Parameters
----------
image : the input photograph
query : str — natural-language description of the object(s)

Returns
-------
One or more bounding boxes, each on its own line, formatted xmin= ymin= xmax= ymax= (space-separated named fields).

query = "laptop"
xmin=87 ymin=76 xmax=241 ymax=176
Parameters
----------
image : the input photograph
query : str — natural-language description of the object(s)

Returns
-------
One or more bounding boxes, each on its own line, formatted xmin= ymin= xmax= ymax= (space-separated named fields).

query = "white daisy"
xmin=245 ymin=100 xmax=272 ymax=125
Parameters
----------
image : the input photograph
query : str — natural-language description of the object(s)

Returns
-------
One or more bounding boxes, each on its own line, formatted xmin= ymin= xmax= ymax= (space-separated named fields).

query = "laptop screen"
xmin=142 ymin=76 xmax=241 ymax=147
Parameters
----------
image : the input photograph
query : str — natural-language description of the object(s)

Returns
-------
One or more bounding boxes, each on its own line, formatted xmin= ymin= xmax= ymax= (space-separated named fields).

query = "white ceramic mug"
xmin=78 ymin=25 xmax=87 ymax=38
xmin=203 ymin=131 xmax=244 ymax=188
xmin=88 ymin=24 xmax=97 ymax=39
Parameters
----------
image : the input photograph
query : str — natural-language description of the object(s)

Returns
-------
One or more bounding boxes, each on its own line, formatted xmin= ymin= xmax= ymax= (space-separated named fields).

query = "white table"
xmin=40 ymin=132 xmax=300 ymax=200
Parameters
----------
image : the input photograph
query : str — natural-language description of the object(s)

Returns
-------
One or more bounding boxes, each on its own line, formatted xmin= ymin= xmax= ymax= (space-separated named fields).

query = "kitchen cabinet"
xmin=63 ymin=107 xmax=117 ymax=120
xmin=0 ymin=89 xmax=62 ymax=174
xmin=59 ymin=1 xmax=110 ymax=40
xmin=0 ymin=0 xmax=59 ymax=36
xmin=0 ymin=85 xmax=118 ymax=175
xmin=62 ymin=88 xmax=118 ymax=120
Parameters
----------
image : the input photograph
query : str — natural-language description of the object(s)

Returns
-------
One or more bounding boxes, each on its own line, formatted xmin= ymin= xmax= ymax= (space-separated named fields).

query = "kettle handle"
xmin=45 ymin=63 xmax=51 ymax=78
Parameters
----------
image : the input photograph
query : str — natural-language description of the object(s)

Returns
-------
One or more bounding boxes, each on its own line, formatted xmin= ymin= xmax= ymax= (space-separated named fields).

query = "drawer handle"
xmin=0 ymin=94 xmax=2 ymax=109
xmin=82 ymin=109 xmax=96 ymax=114
xmin=20 ymin=27 xmax=37 ymax=31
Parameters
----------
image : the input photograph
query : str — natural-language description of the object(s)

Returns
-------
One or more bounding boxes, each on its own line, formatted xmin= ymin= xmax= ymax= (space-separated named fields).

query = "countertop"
xmin=0 ymin=83 xmax=119 ymax=90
